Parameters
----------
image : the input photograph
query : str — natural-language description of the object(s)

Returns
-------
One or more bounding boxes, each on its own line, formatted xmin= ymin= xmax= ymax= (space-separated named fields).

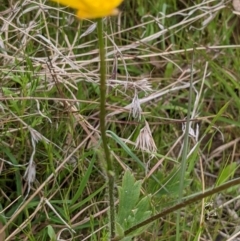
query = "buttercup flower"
xmin=51 ymin=0 xmax=124 ymax=19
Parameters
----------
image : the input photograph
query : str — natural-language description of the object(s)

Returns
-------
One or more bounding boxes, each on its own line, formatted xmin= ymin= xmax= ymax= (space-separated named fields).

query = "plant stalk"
xmin=97 ymin=18 xmax=115 ymax=238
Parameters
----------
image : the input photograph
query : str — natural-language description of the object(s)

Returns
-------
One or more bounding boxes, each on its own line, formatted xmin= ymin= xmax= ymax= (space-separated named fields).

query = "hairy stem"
xmin=97 ymin=18 xmax=115 ymax=238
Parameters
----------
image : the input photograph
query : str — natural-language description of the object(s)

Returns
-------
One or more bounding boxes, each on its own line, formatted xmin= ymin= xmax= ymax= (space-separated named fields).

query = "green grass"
xmin=1 ymin=0 xmax=240 ymax=240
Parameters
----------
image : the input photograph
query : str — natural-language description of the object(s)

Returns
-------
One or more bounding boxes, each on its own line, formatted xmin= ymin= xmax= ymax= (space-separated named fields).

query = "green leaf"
xmin=117 ymin=170 xmax=142 ymax=228
xmin=115 ymin=222 xmax=124 ymax=238
xmin=71 ymin=153 xmax=96 ymax=205
xmin=70 ymin=183 xmax=106 ymax=212
xmin=116 ymin=171 xmax=153 ymax=240
xmin=2 ymin=148 xmax=23 ymax=218
xmin=129 ymin=195 xmax=152 ymax=236
xmin=217 ymin=162 xmax=237 ymax=186
xmin=134 ymin=195 xmax=152 ymax=223
xmin=47 ymin=225 xmax=57 ymax=241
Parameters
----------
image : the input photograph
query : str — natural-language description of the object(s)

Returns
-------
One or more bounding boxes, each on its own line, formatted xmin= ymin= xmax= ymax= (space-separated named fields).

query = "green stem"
xmin=97 ymin=18 xmax=115 ymax=238
xmin=112 ymin=176 xmax=240 ymax=241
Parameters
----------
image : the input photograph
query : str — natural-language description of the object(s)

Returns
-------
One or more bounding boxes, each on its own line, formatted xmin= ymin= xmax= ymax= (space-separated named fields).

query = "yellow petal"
xmin=76 ymin=7 xmax=119 ymax=19
xmin=51 ymin=0 xmax=123 ymax=19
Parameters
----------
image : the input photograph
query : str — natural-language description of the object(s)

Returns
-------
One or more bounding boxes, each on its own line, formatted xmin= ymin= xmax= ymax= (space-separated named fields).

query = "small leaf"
xmin=217 ymin=162 xmax=237 ymax=186
xmin=134 ymin=195 xmax=152 ymax=223
xmin=117 ymin=170 xmax=142 ymax=228
xmin=47 ymin=225 xmax=57 ymax=241
xmin=128 ymin=196 xmax=152 ymax=236
xmin=116 ymin=171 xmax=153 ymax=240
xmin=115 ymin=222 xmax=124 ymax=238
xmin=71 ymin=153 xmax=96 ymax=205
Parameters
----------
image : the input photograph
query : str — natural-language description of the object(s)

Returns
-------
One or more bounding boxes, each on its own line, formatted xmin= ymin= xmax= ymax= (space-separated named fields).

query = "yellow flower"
xmin=51 ymin=0 xmax=124 ymax=19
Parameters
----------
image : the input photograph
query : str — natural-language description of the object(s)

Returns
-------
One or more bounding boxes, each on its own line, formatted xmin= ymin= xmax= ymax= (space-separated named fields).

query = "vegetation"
xmin=1 ymin=0 xmax=240 ymax=240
